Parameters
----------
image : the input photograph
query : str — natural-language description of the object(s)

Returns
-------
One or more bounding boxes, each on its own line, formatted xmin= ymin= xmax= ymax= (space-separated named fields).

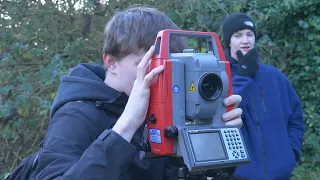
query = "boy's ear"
xmin=103 ymin=53 xmax=117 ymax=73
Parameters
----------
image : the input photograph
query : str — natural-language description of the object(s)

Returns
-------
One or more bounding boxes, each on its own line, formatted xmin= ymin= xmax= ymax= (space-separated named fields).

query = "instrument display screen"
xmin=189 ymin=132 xmax=227 ymax=162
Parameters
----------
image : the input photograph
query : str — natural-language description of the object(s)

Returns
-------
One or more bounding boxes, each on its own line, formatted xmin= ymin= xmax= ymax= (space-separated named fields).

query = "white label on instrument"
xmin=149 ymin=128 xmax=162 ymax=144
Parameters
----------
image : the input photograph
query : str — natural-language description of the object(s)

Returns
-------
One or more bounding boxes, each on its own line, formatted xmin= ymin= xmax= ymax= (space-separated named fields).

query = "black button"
xmin=149 ymin=114 xmax=157 ymax=124
xmin=164 ymin=126 xmax=178 ymax=138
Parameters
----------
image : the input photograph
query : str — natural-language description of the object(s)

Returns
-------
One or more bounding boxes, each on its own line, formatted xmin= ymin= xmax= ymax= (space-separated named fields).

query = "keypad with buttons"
xmin=221 ymin=128 xmax=248 ymax=160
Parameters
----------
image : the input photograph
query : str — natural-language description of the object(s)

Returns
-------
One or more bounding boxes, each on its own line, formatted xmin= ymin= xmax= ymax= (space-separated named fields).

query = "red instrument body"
xmin=146 ymin=29 xmax=233 ymax=155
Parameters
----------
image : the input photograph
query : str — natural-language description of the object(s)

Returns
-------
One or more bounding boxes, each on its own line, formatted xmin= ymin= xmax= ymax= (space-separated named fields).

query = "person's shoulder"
xmin=55 ymin=101 xmax=97 ymax=116
xmin=259 ymin=63 xmax=280 ymax=73
xmin=50 ymin=100 xmax=112 ymax=134
xmin=259 ymin=63 xmax=289 ymax=81
xmin=51 ymin=100 xmax=106 ymax=125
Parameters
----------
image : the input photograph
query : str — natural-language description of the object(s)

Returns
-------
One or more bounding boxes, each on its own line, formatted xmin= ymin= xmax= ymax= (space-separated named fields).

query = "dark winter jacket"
xmin=32 ymin=63 xmax=172 ymax=180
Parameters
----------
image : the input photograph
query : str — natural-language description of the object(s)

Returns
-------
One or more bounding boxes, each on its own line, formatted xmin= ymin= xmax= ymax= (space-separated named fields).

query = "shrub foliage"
xmin=1 ymin=0 xmax=319 ymax=179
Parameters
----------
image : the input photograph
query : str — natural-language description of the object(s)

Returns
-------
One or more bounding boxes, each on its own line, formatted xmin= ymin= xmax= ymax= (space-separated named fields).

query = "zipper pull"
xmin=259 ymin=88 xmax=267 ymax=114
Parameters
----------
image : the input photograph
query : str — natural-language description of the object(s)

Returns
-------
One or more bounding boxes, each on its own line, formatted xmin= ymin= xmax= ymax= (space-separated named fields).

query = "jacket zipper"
xmin=249 ymin=92 xmax=267 ymax=180
xmin=259 ymin=88 xmax=267 ymax=114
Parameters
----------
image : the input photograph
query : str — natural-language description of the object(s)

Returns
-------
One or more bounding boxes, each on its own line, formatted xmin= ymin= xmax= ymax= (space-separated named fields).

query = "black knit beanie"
xmin=222 ymin=12 xmax=256 ymax=47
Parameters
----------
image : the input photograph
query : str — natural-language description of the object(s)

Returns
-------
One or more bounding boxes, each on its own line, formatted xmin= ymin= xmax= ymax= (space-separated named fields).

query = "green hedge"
xmin=0 ymin=0 xmax=319 ymax=179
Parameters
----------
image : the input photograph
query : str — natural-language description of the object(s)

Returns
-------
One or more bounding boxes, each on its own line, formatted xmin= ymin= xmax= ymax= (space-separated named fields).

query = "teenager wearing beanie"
xmin=221 ymin=12 xmax=305 ymax=180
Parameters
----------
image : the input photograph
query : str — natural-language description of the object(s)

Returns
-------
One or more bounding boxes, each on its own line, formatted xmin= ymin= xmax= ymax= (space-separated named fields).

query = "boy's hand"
xmin=222 ymin=94 xmax=243 ymax=127
xmin=113 ymin=46 xmax=164 ymax=142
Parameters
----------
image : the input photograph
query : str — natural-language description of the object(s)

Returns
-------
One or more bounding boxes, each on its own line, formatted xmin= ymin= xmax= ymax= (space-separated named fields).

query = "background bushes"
xmin=0 ymin=0 xmax=319 ymax=179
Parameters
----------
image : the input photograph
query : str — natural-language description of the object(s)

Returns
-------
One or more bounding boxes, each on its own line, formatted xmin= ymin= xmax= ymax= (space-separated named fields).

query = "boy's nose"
xmin=241 ymin=36 xmax=249 ymax=43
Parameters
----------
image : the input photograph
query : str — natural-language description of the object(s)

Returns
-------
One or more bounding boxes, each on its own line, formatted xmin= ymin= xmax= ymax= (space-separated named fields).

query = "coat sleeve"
xmin=34 ymin=102 xmax=136 ymax=180
xmin=231 ymin=75 xmax=254 ymax=109
xmin=285 ymin=79 xmax=305 ymax=162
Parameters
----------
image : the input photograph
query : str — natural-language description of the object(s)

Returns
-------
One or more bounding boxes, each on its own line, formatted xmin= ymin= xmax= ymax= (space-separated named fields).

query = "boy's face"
xmin=230 ymin=29 xmax=255 ymax=59
xmin=104 ymin=49 xmax=147 ymax=96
